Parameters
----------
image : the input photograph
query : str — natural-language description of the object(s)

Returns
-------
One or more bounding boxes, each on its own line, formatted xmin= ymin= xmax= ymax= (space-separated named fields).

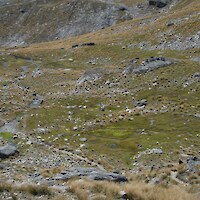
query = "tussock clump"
xmin=0 ymin=182 xmax=12 ymax=192
xmin=0 ymin=182 xmax=52 ymax=197
xmin=17 ymin=184 xmax=51 ymax=196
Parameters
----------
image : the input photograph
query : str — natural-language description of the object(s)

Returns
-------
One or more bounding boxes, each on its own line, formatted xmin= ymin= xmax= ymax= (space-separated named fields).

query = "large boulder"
xmin=77 ymin=68 xmax=103 ymax=85
xmin=186 ymin=156 xmax=200 ymax=172
xmin=0 ymin=143 xmax=18 ymax=158
xmin=53 ymin=167 xmax=128 ymax=182
xmin=124 ymin=57 xmax=173 ymax=75
xmin=148 ymin=0 xmax=172 ymax=8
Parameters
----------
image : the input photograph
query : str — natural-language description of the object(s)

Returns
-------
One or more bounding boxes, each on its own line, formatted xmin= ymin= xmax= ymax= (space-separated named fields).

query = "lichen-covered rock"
xmin=53 ymin=167 xmax=128 ymax=182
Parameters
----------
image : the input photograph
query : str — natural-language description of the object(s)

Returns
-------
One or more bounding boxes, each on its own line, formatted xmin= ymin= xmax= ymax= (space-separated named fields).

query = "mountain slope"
xmin=0 ymin=0 xmax=200 ymax=199
xmin=0 ymin=0 xmax=141 ymax=46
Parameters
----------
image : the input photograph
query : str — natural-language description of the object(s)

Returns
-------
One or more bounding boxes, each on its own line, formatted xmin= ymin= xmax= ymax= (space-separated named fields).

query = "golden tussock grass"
xmin=0 ymin=181 xmax=51 ymax=196
xmin=0 ymin=182 xmax=12 ymax=192
xmin=68 ymin=179 xmax=198 ymax=200
xmin=16 ymin=184 xmax=51 ymax=196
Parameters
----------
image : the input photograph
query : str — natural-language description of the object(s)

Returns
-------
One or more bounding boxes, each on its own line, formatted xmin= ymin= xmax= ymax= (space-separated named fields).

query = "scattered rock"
xmin=192 ymin=57 xmax=200 ymax=62
xmin=73 ymin=127 xmax=78 ymax=131
xmin=81 ymin=42 xmax=95 ymax=47
xmin=0 ymin=118 xmax=19 ymax=134
xmin=166 ymin=21 xmax=175 ymax=27
xmin=33 ymin=128 xmax=50 ymax=134
xmin=135 ymin=99 xmax=148 ymax=107
xmin=149 ymin=0 xmax=172 ymax=8
xmin=0 ymin=119 xmax=5 ymax=127
xmin=0 ymin=163 xmax=10 ymax=169
xmin=186 ymin=156 xmax=200 ymax=172
xmin=192 ymin=72 xmax=200 ymax=78
xmin=20 ymin=66 xmax=29 ymax=79
xmin=119 ymin=191 xmax=128 ymax=199
xmin=32 ymin=67 xmax=43 ymax=77
xmin=68 ymin=58 xmax=74 ymax=62
xmin=30 ymin=95 xmax=43 ymax=108
xmin=72 ymin=44 xmax=79 ymax=48
xmin=148 ymin=148 xmax=163 ymax=154
xmin=0 ymin=143 xmax=18 ymax=158
xmin=100 ymin=104 xmax=106 ymax=111
xmin=150 ymin=30 xmax=200 ymax=50
xmin=79 ymin=138 xmax=87 ymax=142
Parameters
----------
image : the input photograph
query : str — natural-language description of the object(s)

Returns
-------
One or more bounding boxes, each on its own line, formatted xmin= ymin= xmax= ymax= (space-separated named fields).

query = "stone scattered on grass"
xmin=135 ymin=99 xmax=148 ymax=108
xmin=186 ymin=156 xmax=200 ymax=172
xmin=30 ymin=95 xmax=43 ymax=108
xmin=79 ymin=138 xmax=87 ymax=142
xmin=148 ymin=148 xmax=163 ymax=155
xmin=149 ymin=0 xmax=172 ymax=8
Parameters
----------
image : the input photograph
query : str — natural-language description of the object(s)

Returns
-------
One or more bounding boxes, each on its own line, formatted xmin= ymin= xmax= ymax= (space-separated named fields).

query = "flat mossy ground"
xmin=0 ymin=0 xmax=199 ymax=180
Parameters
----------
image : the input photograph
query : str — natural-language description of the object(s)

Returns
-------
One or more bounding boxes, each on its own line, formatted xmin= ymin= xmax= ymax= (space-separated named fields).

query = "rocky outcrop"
xmin=186 ymin=156 xmax=200 ymax=172
xmin=53 ymin=167 xmax=128 ymax=182
xmin=77 ymin=68 xmax=103 ymax=85
xmin=124 ymin=57 xmax=173 ymax=75
xmin=0 ymin=0 xmax=134 ymax=46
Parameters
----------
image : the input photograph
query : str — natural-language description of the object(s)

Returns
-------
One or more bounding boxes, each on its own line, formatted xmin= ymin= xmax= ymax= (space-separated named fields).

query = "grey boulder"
xmin=148 ymin=148 xmax=163 ymax=154
xmin=124 ymin=57 xmax=173 ymax=75
xmin=135 ymin=99 xmax=148 ymax=107
xmin=149 ymin=0 xmax=172 ymax=8
xmin=77 ymin=68 xmax=103 ymax=85
xmin=0 ymin=144 xmax=18 ymax=158
xmin=53 ymin=167 xmax=127 ymax=182
xmin=186 ymin=156 xmax=200 ymax=172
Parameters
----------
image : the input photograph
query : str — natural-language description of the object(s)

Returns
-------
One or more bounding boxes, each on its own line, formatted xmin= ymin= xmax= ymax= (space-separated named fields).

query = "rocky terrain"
xmin=0 ymin=0 xmax=200 ymax=199
xmin=0 ymin=0 xmax=139 ymax=46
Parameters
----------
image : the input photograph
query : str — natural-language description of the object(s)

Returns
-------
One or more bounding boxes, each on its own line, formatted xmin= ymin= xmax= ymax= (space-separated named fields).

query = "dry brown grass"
xmin=69 ymin=179 xmax=120 ymax=200
xmin=39 ymin=166 xmax=65 ymax=177
xmin=124 ymin=183 xmax=197 ymax=200
xmin=0 ymin=182 xmax=12 ymax=192
xmin=68 ymin=179 xmax=198 ymax=200
xmin=16 ymin=184 xmax=51 ymax=196
xmin=0 ymin=181 xmax=51 ymax=196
